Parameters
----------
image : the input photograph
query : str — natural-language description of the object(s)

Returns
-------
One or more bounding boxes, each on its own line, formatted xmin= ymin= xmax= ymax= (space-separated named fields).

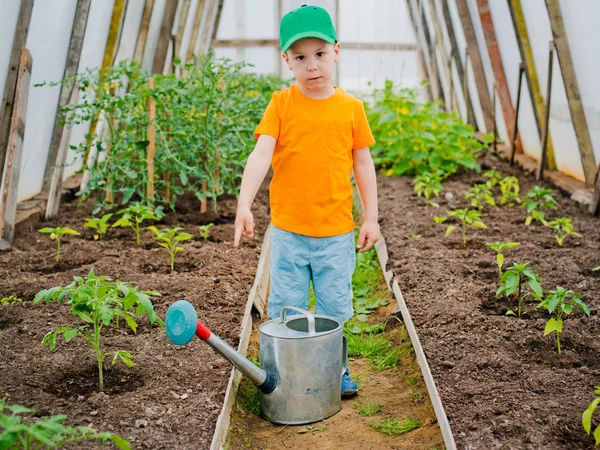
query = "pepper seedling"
xmin=38 ymin=227 xmax=80 ymax=261
xmin=34 ymin=269 xmax=162 ymax=390
xmin=147 ymin=226 xmax=193 ymax=272
xmin=499 ymin=176 xmax=520 ymax=206
xmin=485 ymin=241 xmax=520 ymax=278
xmin=546 ymin=217 xmax=582 ymax=246
xmin=582 ymin=386 xmax=600 ymax=446
xmin=0 ymin=296 xmax=22 ymax=306
xmin=112 ymin=202 xmax=164 ymax=245
xmin=483 ymin=170 xmax=503 ymax=188
xmin=444 ymin=209 xmax=487 ymax=248
xmin=465 ymin=184 xmax=495 ymax=211
xmin=198 ymin=223 xmax=214 ymax=241
xmin=0 ymin=398 xmax=131 ymax=449
xmin=413 ymin=171 xmax=443 ymax=207
xmin=536 ymin=287 xmax=590 ymax=354
xmin=522 ymin=186 xmax=557 ymax=226
xmin=496 ymin=262 xmax=542 ymax=317
xmin=84 ymin=213 xmax=113 ymax=240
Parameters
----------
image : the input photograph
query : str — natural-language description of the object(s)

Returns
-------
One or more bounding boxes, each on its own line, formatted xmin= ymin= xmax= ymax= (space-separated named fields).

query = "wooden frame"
xmin=545 ymin=0 xmax=596 ymax=188
xmin=0 ymin=0 xmax=34 ymax=186
xmin=152 ymin=0 xmax=178 ymax=74
xmin=42 ymin=0 xmax=91 ymax=192
xmin=0 ymin=49 xmax=32 ymax=250
xmin=134 ymin=0 xmax=155 ymax=63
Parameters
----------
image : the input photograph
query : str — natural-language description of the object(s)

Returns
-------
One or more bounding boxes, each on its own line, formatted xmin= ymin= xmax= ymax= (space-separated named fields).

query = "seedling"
xmin=496 ymin=262 xmax=543 ymax=317
xmin=485 ymin=241 xmax=520 ymax=278
xmin=34 ymin=269 xmax=162 ymax=390
xmin=443 ymin=209 xmax=487 ymax=248
xmin=465 ymin=183 xmax=495 ymax=210
xmin=84 ymin=213 xmax=113 ymax=240
xmin=593 ymin=266 xmax=600 ymax=272
xmin=370 ymin=415 xmax=420 ymax=436
xmin=536 ymin=286 xmax=590 ymax=354
xmin=522 ymin=186 xmax=557 ymax=226
xmin=0 ymin=296 xmax=22 ymax=306
xmin=483 ymin=170 xmax=503 ymax=188
xmin=38 ymin=227 xmax=80 ymax=261
xmin=198 ymin=223 xmax=214 ymax=241
xmin=499 ymin=176 xmax=520 ymax=206
xmin=112 ymin=202 xmax=164 ymax=245
xmin=147 ymin=226 xmax=193 ymax=272
xmin=0 ymin=398 xmax=130 ymax=449
xmin=547 ymin=217 xmax=582 ymax=246
xmin=413 ymin=171 xmax=443 ymax=207
xmin=582 ymin=386 xmax=600 ymax=446
xmin=354 ymin=400 xmax=381 ymax=416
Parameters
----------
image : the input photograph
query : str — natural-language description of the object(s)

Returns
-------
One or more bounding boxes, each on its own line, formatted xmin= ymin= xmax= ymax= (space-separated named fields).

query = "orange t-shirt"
xmin=254 ymin=85 xmax=375 ymax=237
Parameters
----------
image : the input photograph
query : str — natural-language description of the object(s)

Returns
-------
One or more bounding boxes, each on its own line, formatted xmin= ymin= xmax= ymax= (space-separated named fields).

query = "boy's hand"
xmin=357 ymin=220 xmax=380 ymax=253
xmin=234 ymin=207 xmax=255 ymax=248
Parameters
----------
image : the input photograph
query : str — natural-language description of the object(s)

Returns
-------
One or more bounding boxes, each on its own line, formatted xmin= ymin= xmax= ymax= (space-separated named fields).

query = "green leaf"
xmin=445 ymin=225 xmax=456 ymax=237
xmin=547 ymin=296 xmax=560 ymax=314
xmin=582 ymin=397 xmax=600 ymax=434
xmin=63 ymin=328 xmax=79 ymax=342
xmin=505 ymin=310 xmax=516 ymax=316
xmin=544 ymin=317 xmax=562 ymax=336
xmin=110 ymin=435 xmax=132 ymax=450
xmin=356 ymin=314 xmax=370 ymax=322
xmin=527 ymin=279 xmax=543 ymax=298
xmin=570 ymin=296 xmax=591 ymax=316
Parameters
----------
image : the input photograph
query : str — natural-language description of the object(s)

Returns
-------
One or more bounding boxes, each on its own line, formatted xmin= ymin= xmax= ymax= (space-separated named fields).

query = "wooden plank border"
xmin=210 ymin=224 xmax=272 ymax=450
xmin=0 ymin=0 xmax=34 ymax=185
xmin=0 ymin=49 xmax=32 ymax=250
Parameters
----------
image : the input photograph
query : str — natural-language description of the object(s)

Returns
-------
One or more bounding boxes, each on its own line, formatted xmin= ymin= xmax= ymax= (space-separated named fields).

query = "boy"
xmin=233 ymin=4 xmax=379 ymax=397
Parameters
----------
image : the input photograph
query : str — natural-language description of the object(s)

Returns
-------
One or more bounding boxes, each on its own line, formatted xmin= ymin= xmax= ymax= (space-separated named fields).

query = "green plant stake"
xmin=582 ymin=386 xmax=600 ymax=446
xmin=486 ymin=241 xmax=520 ymax=278
xmin=547 ymin=217 xmax=582 ymax=246
xmin=483 ymin=170 xmax=503 ymax=188
xmin=0 ymin=296 xmax=22 ymax=306
xmin=38 ymin=227 xmax=80 ymax=261
xmin=522 ymin=186 xmax=557 ymax=226
xmin=112 ymin=202 xmax=164 ymax=245
xmin=465 ymin=183 xmax=495 ymax=210
xmin=0 ymin=398 xmax=130 ymax=449
xmin=443 ymin=209 xmax=487 ymax=247
xmin=34 ymin=269 xmax=162 ymax=390
xmin=499 ymin=176 xmax=520 ymax=206
xmin=84 ymin=213 xmax=113 ymax=240
xmin=147 ymin=226 xmax=193 ymax=272
xmin=413 ymin=171 xmax=443 ymax=207
xmin=496 ymin=262 xmax=543 ymax=317
xmin=536 ymin=287 xmax=590 ymax=354
xmin=198 ymin=223 xmax=214 ymax=241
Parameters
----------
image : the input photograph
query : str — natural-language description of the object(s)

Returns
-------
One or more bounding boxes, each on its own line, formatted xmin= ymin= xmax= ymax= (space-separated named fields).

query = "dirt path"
xmin=377 ymin=151 xmax=600 ymax=449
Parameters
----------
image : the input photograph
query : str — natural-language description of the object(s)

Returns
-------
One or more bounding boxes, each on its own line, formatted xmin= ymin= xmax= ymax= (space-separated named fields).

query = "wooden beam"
xmin=406 ymin=0 xmax=433 ymax=100
xmin=441 ymin=0 xmax=476 ymax=126
xmin=0 ymin=0 xmax=34 ymax=188
xmin=174 ymin=0 xmax=192 ymax=62
xmin=102 ymin=0 xmax=127 ymax=74
xmin=196 ymin=0 xmax=216 ymax=56
xmin=211 ymin=39 xmax=417 ymax=51
xmin=420 ymin=1 xmax=444 ymax=104
xmin=0 ymin=49 xmax=32 ymax=250
xmin=476 ymin=0 xmax=521 ymax=151
xmin=134 ymin=0 xmax=155 ymax=63
xmin=545 ymin=0 xmax=596 ymax=188
xmin=591 ymin=168 xmax=600 ymax=216
xmin=427 ymin=0 xmax=456 ymax=111
xmin=210 ymin=0 xmax=225 ymax=45
xmin=536 ymin=41 xmax=554 ymax=181
xmin=455 ymin=0 xmax=493 ymax=132
xmin=45 ymin=86 xmax=79 ymax=219
xmin=152 ymin=0 xmax=178 ymax=73
xmin=42 ymin=0 xmax=91 ymax=192
xmin=187 ymin=0 xmax=206 ymax=60
xmin=507 ymin=0 xmax=556 ymax=169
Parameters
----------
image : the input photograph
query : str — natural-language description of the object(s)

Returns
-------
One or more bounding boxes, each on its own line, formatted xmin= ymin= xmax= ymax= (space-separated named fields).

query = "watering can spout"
xmin=165 ymin=300 xmax=277 ymax=394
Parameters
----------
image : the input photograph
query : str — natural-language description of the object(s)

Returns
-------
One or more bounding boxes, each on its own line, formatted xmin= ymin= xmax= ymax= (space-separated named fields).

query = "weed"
xmin=354 ymin=400 xmax=381 ymax=416
xmin=370 ymin=415 xmax=421 ymax=436
xmin=38 ymin=227 xmax=80 ymax=261
xmin=346 ymin=332 xmax=409 ymax=371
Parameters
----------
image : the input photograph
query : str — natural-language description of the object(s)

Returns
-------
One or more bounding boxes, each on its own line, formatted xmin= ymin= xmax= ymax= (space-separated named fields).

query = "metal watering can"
xmin=165 ymin=300 xmax=346 ymax=425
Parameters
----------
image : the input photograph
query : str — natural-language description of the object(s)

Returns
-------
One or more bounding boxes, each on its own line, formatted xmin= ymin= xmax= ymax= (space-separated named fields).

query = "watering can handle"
xmin=279 ymin=306 xmax=316 ymax=336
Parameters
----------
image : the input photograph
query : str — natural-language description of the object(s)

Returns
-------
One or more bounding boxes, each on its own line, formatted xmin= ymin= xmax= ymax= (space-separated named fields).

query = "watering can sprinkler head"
xmin=165 ymin=300 xmax=277 ymax=394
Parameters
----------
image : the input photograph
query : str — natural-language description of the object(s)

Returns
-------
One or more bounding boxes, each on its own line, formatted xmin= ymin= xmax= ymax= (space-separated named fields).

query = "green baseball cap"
xmin=280 ymin=5 xmax=337 ymax=53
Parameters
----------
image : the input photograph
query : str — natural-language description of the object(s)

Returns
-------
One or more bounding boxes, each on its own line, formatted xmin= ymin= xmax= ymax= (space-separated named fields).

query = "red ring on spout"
xmin=196 ymin=320 xmax=211 ymax=340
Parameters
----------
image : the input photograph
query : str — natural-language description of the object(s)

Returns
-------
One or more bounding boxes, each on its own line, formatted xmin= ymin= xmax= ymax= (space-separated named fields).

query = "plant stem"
xmin=556 ymin=332 xmax=561 ymax=354
xmin=517 ymin=276 xmax=522 ymax=318
xmin=56 ymin=237 xmax=61 ymax=261
xmin=462 ymin=221 xmax=467 ymax=247
xmin=170 ymin=252 xmax=175 ymax=272
xmin=135 ymin=222 xmax=140 ymax=245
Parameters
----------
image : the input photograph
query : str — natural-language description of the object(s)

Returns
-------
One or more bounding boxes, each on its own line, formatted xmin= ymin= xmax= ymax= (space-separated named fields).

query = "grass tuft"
xmin=354 ymin=400 xmax=381 ymax=416
xmin=370 ymin=415 xmax=421 ymax=436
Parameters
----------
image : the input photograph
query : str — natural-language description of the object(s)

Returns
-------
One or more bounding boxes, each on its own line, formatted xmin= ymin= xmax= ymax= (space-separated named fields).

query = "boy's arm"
xmin=353 ymin=146 xmax=380 ymax=253
xmin=233 ymin=134 xmax=276 ymax=247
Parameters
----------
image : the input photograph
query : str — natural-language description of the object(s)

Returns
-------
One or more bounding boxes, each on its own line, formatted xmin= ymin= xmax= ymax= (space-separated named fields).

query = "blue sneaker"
xmin=341 ymin=368 xmax=358 ymax=398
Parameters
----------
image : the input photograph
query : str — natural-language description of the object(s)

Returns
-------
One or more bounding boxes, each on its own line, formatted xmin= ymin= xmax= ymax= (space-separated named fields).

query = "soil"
xmin=377 ymin=151 xmax=600 ymax=449
xmin=0 ymin=185 xmax=270 ymax=449
xmin=227 ymin=278 xmax=444 ymax=449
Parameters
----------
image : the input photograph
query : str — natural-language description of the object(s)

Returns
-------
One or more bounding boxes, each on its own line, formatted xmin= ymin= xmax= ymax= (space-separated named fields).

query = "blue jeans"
xmin=268 ymin=226 xmax=356 ymax=322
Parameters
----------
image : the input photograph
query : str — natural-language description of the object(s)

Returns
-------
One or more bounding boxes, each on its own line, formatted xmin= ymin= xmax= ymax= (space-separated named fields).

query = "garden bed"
xmin=0 ymin=185 xmax=270 ymax=449
xmin=378 ymin=151 xmax=600 ymax=449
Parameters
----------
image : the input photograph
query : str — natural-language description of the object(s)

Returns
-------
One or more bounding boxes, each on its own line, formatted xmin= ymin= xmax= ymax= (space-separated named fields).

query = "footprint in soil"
xmin=44 ymin=366 xmax=144 ymax=398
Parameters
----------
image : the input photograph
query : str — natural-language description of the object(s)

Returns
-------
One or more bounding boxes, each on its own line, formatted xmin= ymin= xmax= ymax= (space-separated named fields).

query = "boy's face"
xmin=282 ymin=38 xmax=340 ymax=92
